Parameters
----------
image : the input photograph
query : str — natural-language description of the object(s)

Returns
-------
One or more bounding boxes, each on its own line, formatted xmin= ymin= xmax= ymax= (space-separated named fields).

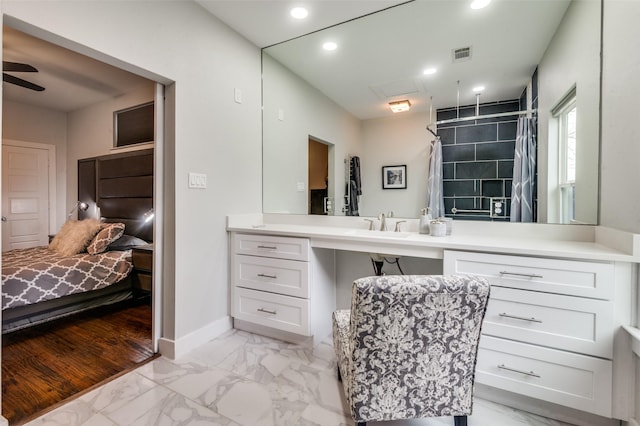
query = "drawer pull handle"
xmin=257 ymin=273 xmax=277 ymax=279
xmin=498 ymin=364 xmax=541 ymax=378
xmin=499 ymin=271 xmax=543 ymax=279
xmin=257 ymin=308 xmax=277 ymax=315
xmin=257 ymin=245 xmax=278 ymax=250
xmin=498 ymin=313 xmax=542 ymax=323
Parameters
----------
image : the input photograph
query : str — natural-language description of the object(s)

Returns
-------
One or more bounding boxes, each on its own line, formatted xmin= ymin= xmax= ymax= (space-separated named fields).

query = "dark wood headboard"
xmin=78 ymin=148 xmax=154 ymax=242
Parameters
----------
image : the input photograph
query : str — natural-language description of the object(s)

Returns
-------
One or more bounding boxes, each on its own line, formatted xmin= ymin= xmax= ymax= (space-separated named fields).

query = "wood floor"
xmin=2 ymin=299 xmax=155 ymax=425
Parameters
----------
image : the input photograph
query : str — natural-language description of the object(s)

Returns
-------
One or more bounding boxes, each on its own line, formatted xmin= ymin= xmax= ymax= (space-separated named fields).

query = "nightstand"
xmin=131 ymin=244 xmax=153 ymax=296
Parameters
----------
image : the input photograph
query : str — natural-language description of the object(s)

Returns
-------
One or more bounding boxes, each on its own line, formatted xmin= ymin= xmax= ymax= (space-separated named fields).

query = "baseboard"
xmin=158 ymin=315 xmax=232 ymax=359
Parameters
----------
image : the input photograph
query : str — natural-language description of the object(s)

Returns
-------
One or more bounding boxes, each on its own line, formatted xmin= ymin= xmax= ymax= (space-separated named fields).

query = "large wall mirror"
xmin=262 ymin=0 xmax=601 ymax=224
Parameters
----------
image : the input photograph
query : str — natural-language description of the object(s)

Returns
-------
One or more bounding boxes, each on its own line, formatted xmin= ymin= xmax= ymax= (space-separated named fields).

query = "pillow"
xmin=86 ymin=222 xmax=125 ymax=255
xmin=107 ymin=234 xmax=149 ymax=251
xmin=49 ymin=219 xmax=102 ymax=256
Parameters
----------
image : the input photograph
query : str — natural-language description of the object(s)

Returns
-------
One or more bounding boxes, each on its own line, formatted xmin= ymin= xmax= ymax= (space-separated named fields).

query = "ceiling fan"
xmin=2 ymin=61 xmax=45 ymax=91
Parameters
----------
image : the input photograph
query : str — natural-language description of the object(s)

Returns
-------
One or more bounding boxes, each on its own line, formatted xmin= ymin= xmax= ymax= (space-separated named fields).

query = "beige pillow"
xmin=87 ymin=222 xmax=125 ymax=255
xmin=49 ymin=219 xmax=102 ymax=256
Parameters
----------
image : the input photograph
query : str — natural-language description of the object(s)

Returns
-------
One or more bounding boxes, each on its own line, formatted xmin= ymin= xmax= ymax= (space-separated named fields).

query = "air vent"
xmin=452 ymin=46 xmax=472 ymax=62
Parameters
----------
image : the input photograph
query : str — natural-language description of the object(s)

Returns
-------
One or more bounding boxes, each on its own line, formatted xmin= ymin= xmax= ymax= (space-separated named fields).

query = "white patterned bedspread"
xmin=2 ymin=246 xmax=133 ymax=310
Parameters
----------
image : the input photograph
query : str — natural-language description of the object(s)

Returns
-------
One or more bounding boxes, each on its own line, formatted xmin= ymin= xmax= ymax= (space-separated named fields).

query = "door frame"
xmin=2 ymin=139 xmax=57 ymax=236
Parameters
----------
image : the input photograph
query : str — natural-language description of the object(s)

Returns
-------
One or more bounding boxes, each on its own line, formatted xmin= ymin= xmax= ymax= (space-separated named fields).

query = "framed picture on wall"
xmin=382 ymin=165 xmax=407 ymax=189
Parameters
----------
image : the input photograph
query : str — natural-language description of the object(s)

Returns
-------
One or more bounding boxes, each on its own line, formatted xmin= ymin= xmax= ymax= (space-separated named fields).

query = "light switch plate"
xmin=188 ymin=172 xmax=207 ymax=189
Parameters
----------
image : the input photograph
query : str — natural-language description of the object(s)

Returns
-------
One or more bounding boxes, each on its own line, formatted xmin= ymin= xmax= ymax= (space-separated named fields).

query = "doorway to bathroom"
xmin=308 ymin=137 xmax=330 ymax=215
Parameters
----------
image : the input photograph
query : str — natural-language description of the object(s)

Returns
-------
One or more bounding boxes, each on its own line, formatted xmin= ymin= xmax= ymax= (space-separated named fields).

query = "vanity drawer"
xmin=443 ymin=250 xmax=614 ymax=299
xmin=233 ymin=233 xmax=310 ymax=261
xmin=476 ymin=336 xmax=612 ymax=417
xmin=232 ymin=254 xmax=310 ymax=298
xmin=232 ymin=287 xmax=310 ymax=335
xmin=483 ymin=287 xmax=614 ymax=358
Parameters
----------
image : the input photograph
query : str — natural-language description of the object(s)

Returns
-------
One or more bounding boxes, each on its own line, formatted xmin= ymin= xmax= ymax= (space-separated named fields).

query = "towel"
xmin=346 ymin=156 xmax=362 ymax=216
xmin=350 ymin=156 xmax=362 ymax=196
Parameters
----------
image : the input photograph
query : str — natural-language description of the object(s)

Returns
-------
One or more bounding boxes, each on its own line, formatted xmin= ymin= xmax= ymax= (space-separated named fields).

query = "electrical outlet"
xmin=491 ymin=198 xmax=505 ymax=217
xmin=234 ymin=88 xmax=242 ymax=104
xmin=188 ymin=172 xmax=207 ymax=189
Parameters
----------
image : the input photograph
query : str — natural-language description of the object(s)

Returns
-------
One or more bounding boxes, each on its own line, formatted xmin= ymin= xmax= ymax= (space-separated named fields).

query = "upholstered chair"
xmin=332 ymin=275 xmax=490 ymax=426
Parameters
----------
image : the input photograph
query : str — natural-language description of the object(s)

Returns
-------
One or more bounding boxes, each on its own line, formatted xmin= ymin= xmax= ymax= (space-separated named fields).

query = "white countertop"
xmin=227 ymin=214 xmax=640 ymax=263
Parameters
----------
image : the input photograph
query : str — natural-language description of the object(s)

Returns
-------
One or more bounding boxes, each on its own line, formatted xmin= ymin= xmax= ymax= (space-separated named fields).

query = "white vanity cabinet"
xmin=443 ymin=250 xmax=632 ymax=419
xmin=230 ymin=233 xmax=335 ymax=342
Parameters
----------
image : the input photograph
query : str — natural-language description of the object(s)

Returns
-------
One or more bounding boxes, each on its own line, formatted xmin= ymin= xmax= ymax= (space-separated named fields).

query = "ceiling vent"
xmin=452 ymin=46 xmax=472 ymax=62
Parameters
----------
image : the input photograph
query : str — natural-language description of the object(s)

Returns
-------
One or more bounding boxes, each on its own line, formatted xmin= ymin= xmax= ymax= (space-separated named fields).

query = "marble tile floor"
xmin=24 ymin=329 xmax=575 ymax=426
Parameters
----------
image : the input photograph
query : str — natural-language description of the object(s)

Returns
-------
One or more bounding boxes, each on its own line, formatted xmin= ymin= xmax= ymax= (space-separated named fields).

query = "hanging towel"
xmin=426 ymin=137 xmax=445 ymax=218
xmin=348 ymin=180 xmax=360 ymax=216
xmin=511 ymin=117 xmax=537 ymax=222
xmin=346 ymin=156 xmax=362 ymax=216
xmin=350 ymin=156 xmax=362 ymax=195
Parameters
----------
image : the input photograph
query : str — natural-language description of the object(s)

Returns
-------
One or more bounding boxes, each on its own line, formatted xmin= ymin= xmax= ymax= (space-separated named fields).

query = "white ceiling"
xmin=195 ymin=0 xmax=409 ymax=48
xmin=2 ymin=0 xmax=571 ymax=119
xmin=2 ymin=1 xmax=405 ymax=113
xmin=2 ymin=26 xmax=153 ymax=113
xmin=257 ymin=0 xmax=572 ymax=119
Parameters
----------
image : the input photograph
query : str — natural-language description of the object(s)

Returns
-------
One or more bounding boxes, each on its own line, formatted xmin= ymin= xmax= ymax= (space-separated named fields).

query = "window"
xmin=554 ymin=89 xmax=577 ymax=224
xmin=113 ymin=102 xmax=155 ymax=148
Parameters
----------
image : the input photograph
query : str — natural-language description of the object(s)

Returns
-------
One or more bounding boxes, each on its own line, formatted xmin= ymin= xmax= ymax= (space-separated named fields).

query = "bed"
xmin=2 ymin=148 xmax=154 ymax=333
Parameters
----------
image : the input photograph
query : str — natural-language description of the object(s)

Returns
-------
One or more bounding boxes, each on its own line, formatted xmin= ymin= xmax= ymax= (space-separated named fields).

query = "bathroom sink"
xmin=345 ymin=229 xmax=412 ymax=238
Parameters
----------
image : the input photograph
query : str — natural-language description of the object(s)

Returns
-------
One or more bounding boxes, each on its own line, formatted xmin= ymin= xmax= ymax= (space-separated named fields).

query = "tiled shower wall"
xmin=437 ymin=100 xmax=520 ymax=221
xmin=436 ymin=69 xmax=538 ymax=221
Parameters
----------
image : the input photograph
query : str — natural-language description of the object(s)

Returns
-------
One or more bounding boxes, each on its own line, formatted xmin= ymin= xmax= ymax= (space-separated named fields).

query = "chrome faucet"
xmin=379 ymin=213 xmax=387 ymax=231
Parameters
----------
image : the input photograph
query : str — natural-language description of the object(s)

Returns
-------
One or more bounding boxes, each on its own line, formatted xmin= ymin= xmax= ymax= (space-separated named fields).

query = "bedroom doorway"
xmin=1 ymin=20 xmax=168 ymax=424
xmin=1 ymin=141 xmax=56 ymax=251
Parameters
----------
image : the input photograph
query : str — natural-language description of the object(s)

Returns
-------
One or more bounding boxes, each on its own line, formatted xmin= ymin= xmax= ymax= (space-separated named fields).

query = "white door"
xmin=2 ymin=144 xmax=50 ymax=251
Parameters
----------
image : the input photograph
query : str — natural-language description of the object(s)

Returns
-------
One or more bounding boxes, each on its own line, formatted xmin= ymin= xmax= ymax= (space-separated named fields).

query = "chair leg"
xmin=454 ymin=415 xmax=467 ymax=426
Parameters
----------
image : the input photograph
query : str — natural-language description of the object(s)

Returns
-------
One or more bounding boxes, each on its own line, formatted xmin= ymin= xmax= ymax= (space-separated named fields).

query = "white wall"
xmin=67 ymin=84 xmax=155 ymax=220
xmin=262 ymin=53 xmax=361 ymax=215
xmin=2 ymin=100 xmax=68 ymax=229
xmin=601 ymin=1 xmax=640 ymax=423
xmin=335 ymin=252 xmax=442 ymax=309
xmin=537 ymin=0 xmax=601 ymax=224
xmin=360 ymin=112 xmax=433 ymax=218
xmin=263 ymin=53 xmax=433 ymax=219
xmin=1 ymin=0 xmax=263 ymax=350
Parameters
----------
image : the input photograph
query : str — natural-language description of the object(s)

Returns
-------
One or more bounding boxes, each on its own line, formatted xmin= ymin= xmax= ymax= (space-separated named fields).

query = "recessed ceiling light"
xmin=423 ymin=68 xmax=437 ymax=75
xmin=323 ymin=41 xmax=338 ymax=51
xmin=290 ymin=7 xmax=308 ymax=19
xmin=470 ymin=0 xmax=491 ymax=9
xmin=472 ymin=85 xmax=485 ymax=92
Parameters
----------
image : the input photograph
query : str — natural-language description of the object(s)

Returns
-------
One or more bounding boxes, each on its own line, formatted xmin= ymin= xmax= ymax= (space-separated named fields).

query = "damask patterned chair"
xmin=332 ymin=275 xmax=490 ymax=426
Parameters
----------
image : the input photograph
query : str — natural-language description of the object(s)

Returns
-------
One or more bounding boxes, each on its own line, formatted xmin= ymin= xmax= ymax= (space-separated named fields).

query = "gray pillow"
xmin=107 ymin=234 xmax=148 ymax=251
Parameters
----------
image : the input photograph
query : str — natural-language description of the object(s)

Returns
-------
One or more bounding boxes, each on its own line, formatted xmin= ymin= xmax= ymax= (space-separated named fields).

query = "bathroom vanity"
xmin=227 ymin=213 xmax=639 ymax=426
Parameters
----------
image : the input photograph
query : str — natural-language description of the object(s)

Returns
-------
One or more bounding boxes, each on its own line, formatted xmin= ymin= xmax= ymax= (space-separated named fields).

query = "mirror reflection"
xmin=262 ymin=0 xmax=601 ymax=224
